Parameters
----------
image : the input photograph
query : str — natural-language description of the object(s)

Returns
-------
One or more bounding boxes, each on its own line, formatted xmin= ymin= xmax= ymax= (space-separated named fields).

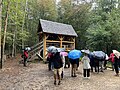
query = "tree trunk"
xmin=12 ymin=2 xmax=18 ymax=58
xmin=0 ymin=0 xmax=2 ymax=69
xmin=1 ymin=0 xmax=10 ymax=69
xmin=12 ymin=29 xmax=16 ymax=57
xmin=21 ymin=0 xmax=28 ymax=49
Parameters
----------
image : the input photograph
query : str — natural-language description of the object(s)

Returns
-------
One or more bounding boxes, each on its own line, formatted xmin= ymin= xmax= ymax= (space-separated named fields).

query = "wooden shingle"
xmin=38 ymin=19 xmax=78 ymax=37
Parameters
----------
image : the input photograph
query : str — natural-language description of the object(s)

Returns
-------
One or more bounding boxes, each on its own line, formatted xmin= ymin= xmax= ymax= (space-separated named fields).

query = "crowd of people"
xmin=20 ymin=47 xmax=120 ymax=85
xmin=47 ymin=50 xmax=120 ymax=85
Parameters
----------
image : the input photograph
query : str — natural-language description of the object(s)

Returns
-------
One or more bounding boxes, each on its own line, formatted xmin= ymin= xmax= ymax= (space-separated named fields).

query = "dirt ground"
xmin=0 ymin=56 xmax=120 ymax=90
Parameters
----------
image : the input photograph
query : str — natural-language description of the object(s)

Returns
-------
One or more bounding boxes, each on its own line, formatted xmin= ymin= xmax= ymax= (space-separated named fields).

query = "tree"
xmin=57 ymin=0 xmax=91 ymax=49
xmin=36 ymin=0 xmax=58 ymax=21
xmin=0 ymin=0 xmax=2 ymax=68
xmin=1 ymin=0 xmax=10 ymax=68
xmin=86 ymin=0 xmax=120 ymax=53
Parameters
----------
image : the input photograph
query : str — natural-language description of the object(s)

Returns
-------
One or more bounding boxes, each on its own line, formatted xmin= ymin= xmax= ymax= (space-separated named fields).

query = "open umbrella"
xmin=60 ymin=52 xmax=68 ymax=56
xmin=25 ymin=47 xmax=31 ymax=51
xmin=92 ymin=51 xmax=106 ymax=60
xmin=68 ymin=50 xmax=82 ymax=59
xmin=57 ymin=48 xmax=65 ymax=52
xmin=112 ymin=50 xmax=120 ymax=58
xmin=47 ymin=46 xmax=57 ymax=53
xmin=81 ymin=49 xmax=90 ymax=54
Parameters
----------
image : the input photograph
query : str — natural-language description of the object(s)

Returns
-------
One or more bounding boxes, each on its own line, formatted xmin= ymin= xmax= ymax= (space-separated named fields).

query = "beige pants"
xmin=71 ymin=64 xmax=77 ymax=76
xmin=54 ymin=68 xmax=62 ymax=76
xmin=54 ymin=67 xmax=62 ymax=82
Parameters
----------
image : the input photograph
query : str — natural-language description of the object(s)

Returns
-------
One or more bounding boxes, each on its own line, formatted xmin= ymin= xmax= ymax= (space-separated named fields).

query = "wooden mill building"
xmin=37 ymin=19 xmax=78 ymax=60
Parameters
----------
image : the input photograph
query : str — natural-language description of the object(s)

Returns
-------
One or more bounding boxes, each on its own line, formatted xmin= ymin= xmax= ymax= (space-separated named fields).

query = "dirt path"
xmin=0 ymin=58 xmax=120 ymax=90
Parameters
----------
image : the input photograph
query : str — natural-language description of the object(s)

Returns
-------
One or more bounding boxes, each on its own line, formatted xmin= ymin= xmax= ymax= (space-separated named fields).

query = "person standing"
xmin=47 ymin=53 xmax=53 ymax=71
xmin=104 ymin=54 xmax=109 ymax=70
xmin=61 ymin=55 xmax=65 ymax=79
xmin=113 ymin=55 xmax=119 ymax=76
xmin=109 ymin=53 xmax=115 ymax=71
xmin=88 ymin=54 xmax=94 ymax=72
xmin=23 ymin=49 xmax=28 ymax=67
xmin=69 ymin=58 xmax=78 ymax=77
xmin=52 ymin=52 xmax=63 ymax=85
xmin=76 ymin=58 xmax=79 ymax=70
xmin=82 ymin=53 xmax=91 ymax=79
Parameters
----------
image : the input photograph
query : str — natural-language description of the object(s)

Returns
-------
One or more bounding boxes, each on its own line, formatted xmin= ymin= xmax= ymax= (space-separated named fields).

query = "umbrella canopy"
xmin=68 ymin=50 xmax=82 ymax=59
xmin=47 ymin=46 xmax=57 ymax=53
xmin=25 ymin=47 xmax=31 ymax=51
xmin=112 ymin=50 xmax=120 ymax=58
xmin=57 ymin=48 xmax=65 ymax=52
xmin=92 ymin=51 xmax=106 ymax=60
xmin=81 ymin=49 xmax=90 ymax=54
xmin=60 ymin=52 xmax=68 ymax=56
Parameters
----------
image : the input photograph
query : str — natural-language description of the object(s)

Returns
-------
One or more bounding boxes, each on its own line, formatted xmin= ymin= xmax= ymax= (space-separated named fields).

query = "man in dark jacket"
xmin=114 ymin=55 xmax=119 ymax=76
xmin=52 ymin=52 xmax=63 ymax=85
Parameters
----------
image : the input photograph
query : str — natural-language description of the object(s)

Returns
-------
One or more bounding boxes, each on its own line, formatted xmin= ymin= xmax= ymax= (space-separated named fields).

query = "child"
xmin=81 ymin=53 xmax=91 ymax=79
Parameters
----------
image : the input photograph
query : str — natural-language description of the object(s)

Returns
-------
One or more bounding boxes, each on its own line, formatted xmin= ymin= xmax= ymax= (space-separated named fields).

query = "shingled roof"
xmin=38 ymin=19 xmax=78 ymax=37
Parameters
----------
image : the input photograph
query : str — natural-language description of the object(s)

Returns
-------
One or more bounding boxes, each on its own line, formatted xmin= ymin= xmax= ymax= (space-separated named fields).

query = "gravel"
xmin=0 ymin=59 xmax=120 ymax=90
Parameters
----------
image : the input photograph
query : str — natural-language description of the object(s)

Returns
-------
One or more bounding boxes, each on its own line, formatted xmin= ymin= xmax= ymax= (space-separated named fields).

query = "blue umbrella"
xmin=68 ymin=50 xmax=82 ymax=59
xmin=92 ymin=51 xmax=106 ymax=60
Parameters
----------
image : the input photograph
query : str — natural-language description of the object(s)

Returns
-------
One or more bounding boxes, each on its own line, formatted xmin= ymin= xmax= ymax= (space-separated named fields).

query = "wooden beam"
xmin=46 ymin=34 xmax=49 ymax=40
xmin=43 ymin=34 xmax=47 ymax=61
xmin=62 ymin=41 xmax=74 ymax=43
xmin=46 ymin=40 xmax=60 ymax=43
xmin=73 ymin=37 xmax=75 ymax=49
xmin=69 ymin=37 xmax=75 ymax=42
xmin=46 ymin=40 xmax=74 ymax=44
xmin=59 ymin=36 xmax=63 ymax=48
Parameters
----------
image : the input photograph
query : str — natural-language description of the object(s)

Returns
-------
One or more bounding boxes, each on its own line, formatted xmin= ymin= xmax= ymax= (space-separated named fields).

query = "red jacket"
xmin=24 ymin=51 xmax=28 ymax=58
xmin=109 ymin=53 xmax=114 ymax=63
xmin=48 ymin=53 xmax=53 ymax=58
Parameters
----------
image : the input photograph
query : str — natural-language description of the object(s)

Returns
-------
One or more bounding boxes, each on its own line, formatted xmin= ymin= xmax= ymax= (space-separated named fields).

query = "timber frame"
xmin=37 ymin=19 xmax=78 ymax=61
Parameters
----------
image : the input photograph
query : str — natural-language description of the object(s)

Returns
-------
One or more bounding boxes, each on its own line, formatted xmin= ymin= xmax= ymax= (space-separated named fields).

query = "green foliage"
xmin=6 ymin=32 xmax=14 ymax=45
xmin=57 ymin=0 xmax=91 ymax=49
xmin=17 ymin=30 xmax=30 ymax=42
xmin=86 ymin=0 xmax=120 ymax=53
xmin=2 ymin=0 xmax=120 ymax=55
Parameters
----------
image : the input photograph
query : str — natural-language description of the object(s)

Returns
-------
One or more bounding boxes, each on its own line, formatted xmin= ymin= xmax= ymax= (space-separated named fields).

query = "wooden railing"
xmin=28 ymin=41 xmax=43 ymax=61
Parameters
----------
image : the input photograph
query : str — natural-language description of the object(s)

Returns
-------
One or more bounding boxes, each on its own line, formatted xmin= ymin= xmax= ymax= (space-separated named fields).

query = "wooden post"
xmin=43 ymin=34 xmax=46 ymax=62
xmin=60 ymin=36 xmax=63 ymax=48
xmin=73 ymin=37 xmax=75 ymax=49
xmin=58 ymin=35 xmax=63 ymax=48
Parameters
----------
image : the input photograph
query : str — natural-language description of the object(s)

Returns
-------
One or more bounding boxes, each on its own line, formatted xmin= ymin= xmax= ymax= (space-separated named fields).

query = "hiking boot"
xmin=54 ymin=81 xmax=56 ymax=85
xmin=74 ymin=75 xmax=77 ymax=77
xmin=58 ymin=81 xmax=61 ymax=85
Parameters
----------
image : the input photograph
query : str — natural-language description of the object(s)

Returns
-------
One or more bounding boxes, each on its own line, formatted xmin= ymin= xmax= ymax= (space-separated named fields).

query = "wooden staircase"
xmin=28 ymin=41 xmax=43 ymax=61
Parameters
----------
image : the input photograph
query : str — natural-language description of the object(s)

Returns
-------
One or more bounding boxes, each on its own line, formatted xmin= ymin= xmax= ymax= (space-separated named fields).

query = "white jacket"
xmin=82 ymin=56 xmax=91 ymax=69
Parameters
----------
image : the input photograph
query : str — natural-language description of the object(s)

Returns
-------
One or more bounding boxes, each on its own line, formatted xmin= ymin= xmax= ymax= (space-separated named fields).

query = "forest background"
xmin=0 ymin=0 xmax=120 ymax=66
